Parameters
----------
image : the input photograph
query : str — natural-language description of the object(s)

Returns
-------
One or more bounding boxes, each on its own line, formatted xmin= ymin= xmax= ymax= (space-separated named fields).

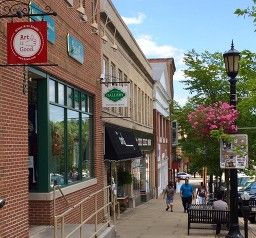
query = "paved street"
xmin=115 ymin=181 xmax=256 ymax=238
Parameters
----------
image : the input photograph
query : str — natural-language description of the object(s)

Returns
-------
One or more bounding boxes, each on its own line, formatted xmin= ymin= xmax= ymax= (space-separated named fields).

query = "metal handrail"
xmin=53 ymin=184 xmax=119 ymax=238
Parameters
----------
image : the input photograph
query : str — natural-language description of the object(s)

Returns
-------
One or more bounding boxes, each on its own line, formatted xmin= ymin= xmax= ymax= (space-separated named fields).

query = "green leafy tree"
xmin=174 ymin=49 xmax=256 ymax=176
xmin=235 ymin=1 xmax=256 ymax=30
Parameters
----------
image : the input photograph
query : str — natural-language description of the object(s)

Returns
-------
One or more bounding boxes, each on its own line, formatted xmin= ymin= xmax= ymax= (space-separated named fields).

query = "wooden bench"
xmin=188 ymin=204 xmax=230 ymax=235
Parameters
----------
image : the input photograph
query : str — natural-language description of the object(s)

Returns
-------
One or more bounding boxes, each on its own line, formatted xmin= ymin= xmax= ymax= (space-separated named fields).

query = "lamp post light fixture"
xmin=223 ymin=41 xmax=242 ymax=238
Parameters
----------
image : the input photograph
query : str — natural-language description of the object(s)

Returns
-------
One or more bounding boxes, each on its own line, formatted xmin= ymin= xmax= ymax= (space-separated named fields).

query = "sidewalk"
xmin=115 ymin=193 xmax=256 ymax=238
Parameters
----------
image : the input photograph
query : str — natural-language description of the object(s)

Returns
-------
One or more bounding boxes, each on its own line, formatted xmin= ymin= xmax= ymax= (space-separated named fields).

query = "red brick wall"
xmin=0 ymin=0 xmax=104 ymax=237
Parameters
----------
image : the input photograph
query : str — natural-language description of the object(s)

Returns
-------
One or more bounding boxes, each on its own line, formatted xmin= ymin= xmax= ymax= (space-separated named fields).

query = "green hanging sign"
xmin=105 ymin=88 xmax=126 ymax=102
xmin=102 ymin=85 xmax=129 ymax=107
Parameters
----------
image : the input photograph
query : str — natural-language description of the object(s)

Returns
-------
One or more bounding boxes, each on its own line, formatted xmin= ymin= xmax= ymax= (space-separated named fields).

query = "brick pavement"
xmin=115 ymin=193 xmax=256 ymax=238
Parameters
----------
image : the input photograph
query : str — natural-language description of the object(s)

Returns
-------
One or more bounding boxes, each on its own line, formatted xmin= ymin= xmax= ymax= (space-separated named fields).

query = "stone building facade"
xmin=100 ymin=0 xmax=155 ymax=208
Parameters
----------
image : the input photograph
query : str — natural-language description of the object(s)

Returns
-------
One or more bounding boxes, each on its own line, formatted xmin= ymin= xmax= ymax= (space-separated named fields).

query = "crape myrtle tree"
xmin=173 ymin=49 xmax=256 ymax=189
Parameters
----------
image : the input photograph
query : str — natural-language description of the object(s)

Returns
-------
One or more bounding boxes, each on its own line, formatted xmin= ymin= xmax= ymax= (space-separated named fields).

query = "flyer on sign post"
xmin=220 ymin=134 xmax=248 ymax=169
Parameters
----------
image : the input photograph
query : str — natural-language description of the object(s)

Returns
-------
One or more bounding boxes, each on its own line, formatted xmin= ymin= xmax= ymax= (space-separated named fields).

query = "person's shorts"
xmin=166 ymin=197 xmax=173 ymax=205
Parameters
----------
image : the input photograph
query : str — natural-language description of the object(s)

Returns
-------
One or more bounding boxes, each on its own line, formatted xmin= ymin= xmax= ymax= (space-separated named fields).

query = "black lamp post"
xmin=223 ymin=41 xmax=242 ymax=238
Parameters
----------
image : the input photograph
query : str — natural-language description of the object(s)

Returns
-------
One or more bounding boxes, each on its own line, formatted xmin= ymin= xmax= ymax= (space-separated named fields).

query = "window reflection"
xmin=49 ymin=105 xmax=65 ymax=187
xmin=48 ymin=78 xmax=94 ymax=190
xmin=67 ymin=87 xmax=73 ymax=108
xmin=49 ymin=79 xmax=56 ymax=102
xmin=58 ymin=83 xmax=65 ymax=105
xmin=82 ymin=114 xmax=93 ymax=179
xmin=67 ymin=110 xmax=80 ymax=184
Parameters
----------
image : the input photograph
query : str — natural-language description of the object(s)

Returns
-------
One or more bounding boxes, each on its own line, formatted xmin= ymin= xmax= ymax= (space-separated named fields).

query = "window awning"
xmin=104 ymin=125 xmax=142 ymax=161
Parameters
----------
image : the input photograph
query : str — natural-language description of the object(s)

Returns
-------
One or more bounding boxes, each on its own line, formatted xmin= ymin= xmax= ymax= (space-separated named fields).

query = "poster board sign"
xmin=102 ymin=84 xmax=129 ymax=107
xmin=67 ymin=34 xmax=84 ymax=64
xmin=7 ymin=21 xmax=47 ymax=64
xmin=220 ymin=134 xmax=248 ymax=169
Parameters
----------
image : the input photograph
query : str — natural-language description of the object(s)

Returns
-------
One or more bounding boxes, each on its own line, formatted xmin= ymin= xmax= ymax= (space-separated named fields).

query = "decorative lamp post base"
xmin=225 ymin=224 xmax=244 ymax=238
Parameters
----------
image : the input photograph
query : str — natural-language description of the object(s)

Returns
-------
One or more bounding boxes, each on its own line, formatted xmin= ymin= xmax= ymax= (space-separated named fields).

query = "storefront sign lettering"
xmin=67 ymin=34 xmax=84 ymax=64
xmin=102 ymin=85 xmax=129 ymax=107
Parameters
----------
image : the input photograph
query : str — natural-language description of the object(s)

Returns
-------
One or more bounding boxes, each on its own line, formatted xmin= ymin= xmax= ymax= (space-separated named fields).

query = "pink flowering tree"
xmin=188 ymin=101 xmax=239 ymax=138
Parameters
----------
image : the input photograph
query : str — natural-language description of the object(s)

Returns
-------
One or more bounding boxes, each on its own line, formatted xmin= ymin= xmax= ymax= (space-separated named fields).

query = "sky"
xmin=111 ymin=0 xmax=256 ymax=106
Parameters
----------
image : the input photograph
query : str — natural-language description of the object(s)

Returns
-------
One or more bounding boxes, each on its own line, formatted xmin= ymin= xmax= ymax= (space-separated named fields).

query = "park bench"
xmin=187 ymin=204 xmax=230 ymax=235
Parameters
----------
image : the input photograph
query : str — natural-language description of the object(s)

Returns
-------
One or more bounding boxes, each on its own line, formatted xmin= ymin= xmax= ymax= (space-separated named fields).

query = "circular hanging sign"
xmin=7 ymin=21 xmax=47 ymax=64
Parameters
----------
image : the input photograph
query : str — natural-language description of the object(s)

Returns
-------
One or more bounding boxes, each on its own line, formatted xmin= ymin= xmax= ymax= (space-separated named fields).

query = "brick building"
xmin=0 ymin=0 xmax=105 ymax=237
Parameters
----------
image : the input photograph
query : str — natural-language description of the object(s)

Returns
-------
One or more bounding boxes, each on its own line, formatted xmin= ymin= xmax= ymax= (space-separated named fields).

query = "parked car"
xmin=176 ymin=172 xmax=192 ymax=180
xmin=238 ymin=181 xmax=256 ymax=223
xmin=237 ymin=173 xmax=251 ymax=191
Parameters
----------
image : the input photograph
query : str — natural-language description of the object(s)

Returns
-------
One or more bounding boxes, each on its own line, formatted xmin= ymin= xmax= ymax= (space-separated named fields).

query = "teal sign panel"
xmin=67 ymin=34 xmax=84 ymax=64
xmin=30 ymin=2 xmax=56 ymax=44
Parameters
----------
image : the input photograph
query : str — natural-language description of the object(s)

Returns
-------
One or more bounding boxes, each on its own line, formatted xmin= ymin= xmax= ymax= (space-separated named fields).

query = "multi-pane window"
xmin=49 ymin=78 xmax=94 ymax=189
xmin=118 ymin=69 xmax=123 ymax=115
xmin=124 ymin=74 xmax=128 ymax=117
xmin=102 ymin=56 xmax=109 ymax=81
xmin=111 ymin=63 xmax=116 ymax=113
xmin=129 ymin=80 xmax=133 ymax=119
xmin=134 ymin=85 xmax=137 ymax=121
xmin=111 ymin=62 xmax=116 ymax=82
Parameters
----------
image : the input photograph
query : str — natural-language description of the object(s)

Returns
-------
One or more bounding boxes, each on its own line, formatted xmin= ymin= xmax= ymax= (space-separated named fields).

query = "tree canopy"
xmin=174 ymin=49 xmax=256 ymax=175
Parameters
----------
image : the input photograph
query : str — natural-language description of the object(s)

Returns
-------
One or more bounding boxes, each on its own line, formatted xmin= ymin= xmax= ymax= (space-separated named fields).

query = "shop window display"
xmin=28 ymin=75 xmax=94 ymax=192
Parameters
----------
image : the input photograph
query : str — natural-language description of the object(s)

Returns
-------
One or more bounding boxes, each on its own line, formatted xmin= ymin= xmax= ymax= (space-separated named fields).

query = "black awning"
xmin=104 ymin=125 xmax=142 ymax=161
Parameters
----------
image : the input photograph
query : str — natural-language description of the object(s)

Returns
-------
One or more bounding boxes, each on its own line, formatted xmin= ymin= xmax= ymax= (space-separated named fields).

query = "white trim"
xmin=29 ymin=178 xmax=97 ymax=201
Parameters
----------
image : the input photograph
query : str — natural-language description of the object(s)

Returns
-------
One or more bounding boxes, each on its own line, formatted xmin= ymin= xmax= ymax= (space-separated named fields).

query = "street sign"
xmin=220 ymin=134 xmax=248 ymax=169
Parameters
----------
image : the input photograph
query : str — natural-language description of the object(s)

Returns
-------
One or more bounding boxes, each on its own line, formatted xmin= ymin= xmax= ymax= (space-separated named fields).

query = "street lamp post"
xmin=223 ymin=41 xmax=242 ymax=238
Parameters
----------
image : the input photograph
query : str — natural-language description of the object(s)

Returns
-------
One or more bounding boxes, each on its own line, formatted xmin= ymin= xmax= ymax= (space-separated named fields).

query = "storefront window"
xmin=49 ymin=105 xmax=65 ymax=187
xmin=132 ymin=159 xmax=141 ymax=197
xmin=48 ymin=78 xmax=94 ymax=189
xmin=81 ymin=93 xmax=87 ymax=112
xmin=82 ymin=113 xmax=93 ymax=179
xmin=49 ymin=79 xmax=56 ymax=102
xmin=67 ymin=110 xmax=80 ymax=184
xmin=74 ymin=90 xmax=80 ymax=110
xmin=67 ymin=87 xmax=73 ymax=108
xmin=58 ymin=83 xmax=65 ymax=105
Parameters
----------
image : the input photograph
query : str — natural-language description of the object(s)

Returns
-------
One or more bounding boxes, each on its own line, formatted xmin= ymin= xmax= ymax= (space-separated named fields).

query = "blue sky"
xmin=112 ymin=0 xmax=256 ymax=105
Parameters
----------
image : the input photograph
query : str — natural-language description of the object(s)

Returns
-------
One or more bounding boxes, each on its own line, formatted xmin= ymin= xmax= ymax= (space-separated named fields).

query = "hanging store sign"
xmin=220 ymin=134 xmax=248 ymax=169
xmin=30 ymin=2 xmax=56 ymax=44
xmin=67 ymin=34 xmax=84 ymax=64
xmin=102 ymin=84 xmax=129 ymax=107
xmin=7 ymin=21 xmax=47 ymax=64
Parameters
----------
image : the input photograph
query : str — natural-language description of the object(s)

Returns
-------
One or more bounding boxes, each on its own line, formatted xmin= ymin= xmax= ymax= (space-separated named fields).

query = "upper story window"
xmin=111 ymin=62 xmax=116 ymax=82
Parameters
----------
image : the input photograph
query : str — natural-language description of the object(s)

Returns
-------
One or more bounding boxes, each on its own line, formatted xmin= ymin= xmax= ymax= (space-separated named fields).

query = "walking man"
xmin=180 ymin=178 xmax=194 ymax=212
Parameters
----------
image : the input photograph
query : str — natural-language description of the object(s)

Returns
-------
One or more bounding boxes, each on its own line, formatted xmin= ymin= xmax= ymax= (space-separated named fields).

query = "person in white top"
xmin=213 ymin=192 xmax=228 ymax=235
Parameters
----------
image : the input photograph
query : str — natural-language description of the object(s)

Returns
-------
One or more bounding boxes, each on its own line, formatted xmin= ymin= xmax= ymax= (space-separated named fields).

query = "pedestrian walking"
xmin=163 ymin=181 xmax=175 ymax=212
xmin=196 ymin=182 xmax=207 ymax=204
xmin=213 ymin=191 xmax=228 ymax=235
xmin=180 ymin=178 xmax=194 ymax=212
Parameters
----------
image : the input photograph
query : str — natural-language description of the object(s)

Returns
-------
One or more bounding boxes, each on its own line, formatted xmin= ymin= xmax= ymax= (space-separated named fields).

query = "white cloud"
xmin=122 ymin=13 xmax=146 ymax=25
xmin=135 ymin=35 xmax=184 ymax=65
xmin=173 ymin=69 xmax=185 ymax=82
xmin=135 ymin=35 xmax=191 ymax=105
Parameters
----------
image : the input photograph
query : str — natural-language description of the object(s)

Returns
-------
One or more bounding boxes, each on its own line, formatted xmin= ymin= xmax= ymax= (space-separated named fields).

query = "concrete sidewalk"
xmin=115 ymin=193 xmax=256 ymax=238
